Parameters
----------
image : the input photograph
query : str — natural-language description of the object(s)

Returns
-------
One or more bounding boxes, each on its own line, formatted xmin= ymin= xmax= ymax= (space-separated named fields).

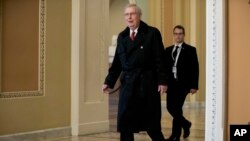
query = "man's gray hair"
xmin=124 ymin=3 xmax=142 ymax=16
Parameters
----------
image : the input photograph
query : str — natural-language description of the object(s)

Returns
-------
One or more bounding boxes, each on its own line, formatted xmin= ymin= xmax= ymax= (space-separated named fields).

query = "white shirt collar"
xmin=174 ymin=42 xmax=183 ymax=48
xmin=130 ymin=27 xmax=139 ymax=36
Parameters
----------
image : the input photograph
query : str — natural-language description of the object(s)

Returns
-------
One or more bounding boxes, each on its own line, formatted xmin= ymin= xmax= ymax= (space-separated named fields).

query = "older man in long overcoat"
xmin=102 ymin=4 xmax=168 ymax=141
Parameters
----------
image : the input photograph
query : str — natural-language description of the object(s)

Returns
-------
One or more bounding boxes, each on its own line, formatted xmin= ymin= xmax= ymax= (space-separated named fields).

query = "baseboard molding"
xmin=161 ymin=101 xmax=205 ymax=108
xmin=78 ymin=120 xmax=109 ymax=135
xmin=0 ymin=126 xmax=71 ymax=141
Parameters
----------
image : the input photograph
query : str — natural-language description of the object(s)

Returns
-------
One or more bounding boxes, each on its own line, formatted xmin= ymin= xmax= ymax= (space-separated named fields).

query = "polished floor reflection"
xmin=49 ymin=94 xmax=205 ymax=141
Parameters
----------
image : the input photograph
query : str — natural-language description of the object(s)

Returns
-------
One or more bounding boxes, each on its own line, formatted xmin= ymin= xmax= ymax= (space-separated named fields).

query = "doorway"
xmin=71 ymin=0 xmax=226 ymax=140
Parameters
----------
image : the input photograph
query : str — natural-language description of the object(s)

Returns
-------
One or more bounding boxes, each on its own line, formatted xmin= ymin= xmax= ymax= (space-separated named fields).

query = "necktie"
xmin=173 ymin=46 xmax=179 ymax=60
xmin=130 ymin=31 xmax=135 ymax=41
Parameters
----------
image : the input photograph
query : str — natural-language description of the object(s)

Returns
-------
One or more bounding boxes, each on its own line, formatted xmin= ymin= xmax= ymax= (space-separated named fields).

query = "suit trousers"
xmin=120 ymin=130 xmax=166 ymax=141
xmin=166 ymin=80 xmax=190 ymax=138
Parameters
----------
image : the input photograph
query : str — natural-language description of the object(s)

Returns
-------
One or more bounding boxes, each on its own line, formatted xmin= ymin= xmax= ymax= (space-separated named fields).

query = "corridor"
xmin=47 ymin=94 xmax=205 ymax=141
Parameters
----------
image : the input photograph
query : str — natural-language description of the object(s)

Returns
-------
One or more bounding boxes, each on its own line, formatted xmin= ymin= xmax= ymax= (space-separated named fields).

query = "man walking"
xmin=165 ymin=25 xmax=199 ymax=141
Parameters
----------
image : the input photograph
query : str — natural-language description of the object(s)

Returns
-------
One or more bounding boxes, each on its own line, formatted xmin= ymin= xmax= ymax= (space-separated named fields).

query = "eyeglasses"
xmin=124 ymin=12 xmax=137 ymax=17
xmin=173 ymin=33 xmax=184 ymax=35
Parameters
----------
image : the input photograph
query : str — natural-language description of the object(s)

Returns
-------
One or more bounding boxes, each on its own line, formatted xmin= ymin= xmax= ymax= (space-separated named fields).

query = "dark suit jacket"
xmin=165 ymin=42 xmax=199 ymax=90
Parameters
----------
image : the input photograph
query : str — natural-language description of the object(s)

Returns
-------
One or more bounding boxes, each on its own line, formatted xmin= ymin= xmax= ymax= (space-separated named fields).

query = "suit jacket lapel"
xmin=177 ymin=43 xmax=187 ymax=65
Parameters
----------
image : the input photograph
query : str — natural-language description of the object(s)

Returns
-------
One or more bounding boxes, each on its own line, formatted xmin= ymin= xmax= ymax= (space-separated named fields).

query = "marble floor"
xmin=48 ymin=94 xmax=205 ymax=141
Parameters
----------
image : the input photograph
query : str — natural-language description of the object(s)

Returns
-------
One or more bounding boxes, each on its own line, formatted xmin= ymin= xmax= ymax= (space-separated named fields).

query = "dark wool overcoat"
xmin=104 ymin=21 xmax=168 ymax=132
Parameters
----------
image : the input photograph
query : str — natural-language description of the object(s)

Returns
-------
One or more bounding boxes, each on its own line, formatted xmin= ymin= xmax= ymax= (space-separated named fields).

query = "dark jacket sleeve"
xmin=190 ymin=48 xmax=199 ymax=89
xmin=104 ymin=37 xmax=122 ymax=89
xmin=152 ymin=28 xmax=168 ymax=85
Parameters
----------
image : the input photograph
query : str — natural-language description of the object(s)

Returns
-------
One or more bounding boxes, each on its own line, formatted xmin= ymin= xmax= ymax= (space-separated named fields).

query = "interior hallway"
xmin=46 ymin=94 xmax=205 ymax=141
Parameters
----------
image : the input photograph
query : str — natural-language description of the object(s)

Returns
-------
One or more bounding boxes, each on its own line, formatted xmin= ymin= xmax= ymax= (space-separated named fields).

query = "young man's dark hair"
xmin=173 ymin=25 xmax=185 ymax=35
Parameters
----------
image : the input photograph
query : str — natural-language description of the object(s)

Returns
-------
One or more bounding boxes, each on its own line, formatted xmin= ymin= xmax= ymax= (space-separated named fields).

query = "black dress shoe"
xmin=183 ymin=121 xmax=192 ymax=138
xmin=165 ymin=136 xmax=180 ymax=141
xmin=165 ymin=138 xmax=180 ymax=141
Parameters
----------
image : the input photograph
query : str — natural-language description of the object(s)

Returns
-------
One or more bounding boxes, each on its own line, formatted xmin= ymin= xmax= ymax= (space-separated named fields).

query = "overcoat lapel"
xmin=121 ymin=33 xmax=144 ymax=55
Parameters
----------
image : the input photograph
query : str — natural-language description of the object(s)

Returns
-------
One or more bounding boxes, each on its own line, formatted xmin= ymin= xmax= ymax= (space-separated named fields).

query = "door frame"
xmin=71 ymin=0 xmax=227 ymax=140
xmin=205 ymin=0 xmax=226 ymax=140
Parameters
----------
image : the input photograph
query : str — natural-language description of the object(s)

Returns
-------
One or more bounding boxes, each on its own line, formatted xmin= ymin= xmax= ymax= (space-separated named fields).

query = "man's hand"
xmin=158 ymin=85 xmax=168 ymax=95
xmin=190 ymin=89 xmax=197 ymax=94
xmin=102 ymin=84 xmax=110 ymax=94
